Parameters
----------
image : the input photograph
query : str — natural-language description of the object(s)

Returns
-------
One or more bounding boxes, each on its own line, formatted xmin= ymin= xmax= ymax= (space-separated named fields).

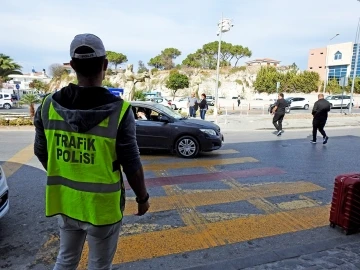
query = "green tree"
xmin=0 ymin=54 xmax=22 ymax=82
xmin=106 ymin=51 xmax=128 ymax=70
xmin=230 ymin=45 xmax=252 ymax=67
xmin=149 ymin=48 xmax=181 ymax=70
xmin=327 ymin=79 xmax=342 ymax=94
xmin=148 ymin=55 xmax=164 ymax=69
xmin=18 ymin=93 xmax=41 ymax=117
xmin=138 ymin=60 xmax=149 ymax=73
xmin=182 ymin=53 xmax=202 ymax=68
xmin=182 ymin=42 xmax=252 ymax=69
xmin=165 ymin=70 xmax=190 ymax=99
xmin=29 ymin=79 xmax=49 ymax=93
xmin=253 ymin=67 xmax=281 ymax=93
xmin=134 ymin=90 xmax=146 ymax=101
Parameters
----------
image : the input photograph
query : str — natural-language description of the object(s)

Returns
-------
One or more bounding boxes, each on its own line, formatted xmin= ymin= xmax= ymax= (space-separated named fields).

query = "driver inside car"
xmin=137 ymin=108 xmax=148 ymax=120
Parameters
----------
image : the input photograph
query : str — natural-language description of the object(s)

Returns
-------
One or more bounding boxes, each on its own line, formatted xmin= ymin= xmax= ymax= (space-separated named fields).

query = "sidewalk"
xmin=186 ymin=236 xmax=360 ymax=270
xmin=206 ymin=113 xmax=360 ymax=132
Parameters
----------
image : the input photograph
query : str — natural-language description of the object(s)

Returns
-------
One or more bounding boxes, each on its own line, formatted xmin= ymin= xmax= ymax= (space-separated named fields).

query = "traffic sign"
xmin=15 ymin=84 xmax=20 ymax=90
xmin=339 ymin=77 xmax=348 ymax=87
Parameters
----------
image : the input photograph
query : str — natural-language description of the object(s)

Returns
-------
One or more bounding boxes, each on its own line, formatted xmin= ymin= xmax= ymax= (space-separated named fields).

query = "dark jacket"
xmin=199 ymin=99 xmax=207 ymax=110
xmin=274 ymin=98 xmax=287 ymax=114
xmin=312 ymin=99 xmax=331 ymax=121
xmin=34 ymin=83 xmax=141 ymax=176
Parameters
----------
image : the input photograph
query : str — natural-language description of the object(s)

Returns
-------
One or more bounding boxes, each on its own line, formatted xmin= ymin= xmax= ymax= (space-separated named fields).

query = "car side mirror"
xmin=159 ymin=115 xmax=170 ymax=123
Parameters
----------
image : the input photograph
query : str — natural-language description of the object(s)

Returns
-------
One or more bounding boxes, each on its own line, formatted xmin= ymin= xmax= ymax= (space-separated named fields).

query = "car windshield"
xmin=153 ymin=104 xmax=183 ymax=119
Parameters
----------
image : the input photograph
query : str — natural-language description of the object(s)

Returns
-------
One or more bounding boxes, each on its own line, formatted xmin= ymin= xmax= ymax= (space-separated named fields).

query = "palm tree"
xmin=0 ymin=54 xmax=22 ymax=81
xmin=18 ymin=94 xmax=41 ymax=117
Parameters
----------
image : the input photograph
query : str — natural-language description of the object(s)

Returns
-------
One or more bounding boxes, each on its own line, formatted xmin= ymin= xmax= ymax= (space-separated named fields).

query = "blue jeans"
xmin=200 ymin=109 xmax=207 ymax=120
xmin=189 ymin=106 xmax=196 ymax=117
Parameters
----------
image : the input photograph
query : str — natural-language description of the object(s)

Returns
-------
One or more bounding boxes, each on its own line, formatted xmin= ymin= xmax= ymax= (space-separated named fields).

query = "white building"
xmin=3 ymin=69 xmax=51 ymax=97
xmin=246 ymin=58 xmax=281 ymax=67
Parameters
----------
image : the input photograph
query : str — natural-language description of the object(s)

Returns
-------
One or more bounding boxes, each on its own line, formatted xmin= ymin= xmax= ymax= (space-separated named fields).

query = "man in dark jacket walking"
xmin=34 ymin=33 xmax=149 ymax=270
xmin=271 ymin=93 xmax=287 ymax=136
xmin=311 ymin=93 xmax=330 ymax=144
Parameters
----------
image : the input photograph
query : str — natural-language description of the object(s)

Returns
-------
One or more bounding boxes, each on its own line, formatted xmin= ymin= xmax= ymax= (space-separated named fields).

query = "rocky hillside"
xmin=49 ymin=66 xmax=261 ymax=99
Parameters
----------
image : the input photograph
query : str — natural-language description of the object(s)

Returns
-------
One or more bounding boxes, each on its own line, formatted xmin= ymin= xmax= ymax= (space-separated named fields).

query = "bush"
xmin=0 ymin=117 xmax=33 ymax=126
xmin=229 ymin=66 xmax=246 ymax=74
xmin=151 ymin=68 xmax=159 ymax=75
xmin=134 ymin=90 xmax=146 ymax=101
xmin=102 ymin=79 xmax=115 ymax=88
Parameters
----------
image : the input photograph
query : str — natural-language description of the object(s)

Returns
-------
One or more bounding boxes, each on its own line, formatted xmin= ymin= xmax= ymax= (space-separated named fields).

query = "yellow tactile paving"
xmin=124 ymin=181 xmax=325 ymax=215
xmin=143 ymin=157 xmax=258 ymax=171
xmin=1 ymin=144 xmax=34 ymax=177
xmin=77 ymin=205 xmax=329 ymax=268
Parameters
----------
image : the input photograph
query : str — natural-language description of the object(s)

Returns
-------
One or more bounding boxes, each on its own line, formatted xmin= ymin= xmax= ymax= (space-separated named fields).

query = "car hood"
xmin=179 ymin=118 xmax=220 ymax=130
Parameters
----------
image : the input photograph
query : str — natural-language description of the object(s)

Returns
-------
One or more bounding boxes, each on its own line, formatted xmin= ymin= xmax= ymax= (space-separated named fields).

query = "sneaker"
xmin=310 ymin=140 xmax=317 ymax=144
xmin=323 ymin=136 xmax=329 ymax=145
xmin=276 ymin=130 xmax=282 ymax=136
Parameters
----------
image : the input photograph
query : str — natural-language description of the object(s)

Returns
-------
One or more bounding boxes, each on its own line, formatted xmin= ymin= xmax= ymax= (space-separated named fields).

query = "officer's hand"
xmin=135 ymin=201 xmax=150 ymax=216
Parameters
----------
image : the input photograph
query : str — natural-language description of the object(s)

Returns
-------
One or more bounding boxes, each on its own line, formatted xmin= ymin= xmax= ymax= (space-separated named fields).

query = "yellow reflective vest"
xmin=41 ymin=94 xmax=130 ymax=226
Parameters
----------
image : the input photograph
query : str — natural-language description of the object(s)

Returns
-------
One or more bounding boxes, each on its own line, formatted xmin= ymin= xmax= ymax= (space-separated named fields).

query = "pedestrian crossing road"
xmin=1 ymin=130 xmax=360 ymax=270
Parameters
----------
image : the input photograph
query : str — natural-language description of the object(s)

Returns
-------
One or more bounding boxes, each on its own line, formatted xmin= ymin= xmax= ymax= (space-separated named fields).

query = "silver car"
xmin=0 ymin=165 xmax=9 ymax=220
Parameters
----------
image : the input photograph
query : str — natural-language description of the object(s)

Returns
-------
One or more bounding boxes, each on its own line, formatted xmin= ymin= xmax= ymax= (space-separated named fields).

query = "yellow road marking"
xmin=248 ymin=198 xmax=279 ymax=213
xmin=153 ymin=170 xmax=169 ymax=177
xmin=140 ymin=149 xmax=239 ymax=161
xmin=207 ymin=149 xmax=239 ymax=155
xmin=143 ymin=157 xmax=258 ymax=171
xmin=124 ymin=181 xmax=325 ymax=215
xmin=163 ymin=185 xmax=224 ymax=247
xmin=277 ymin=195 xmax=320 ymax=211
xmin=1 ymin=144 xmax=34 ymax=177
xmin=78 ymin=205 xmax=329 ymax=267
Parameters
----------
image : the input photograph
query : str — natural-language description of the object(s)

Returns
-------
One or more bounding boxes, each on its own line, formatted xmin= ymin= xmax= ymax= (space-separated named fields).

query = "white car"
xmin=325 ymin=95 xmax=355 ymax=109
xmin=171 ymin=97 xmax=188 ymax=110
xmin=145 ymin=97 xmax=172 ymax=108
xmin=0 ymin=92 xmax=15 ymax=109
xmin=285 ymin=97 xmax=310 ymax=110
xmin=0 ymin=165 xmax=9 ymax=219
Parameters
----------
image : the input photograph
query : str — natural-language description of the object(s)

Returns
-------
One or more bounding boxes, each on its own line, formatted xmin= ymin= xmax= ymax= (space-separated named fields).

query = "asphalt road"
xmin=1 ymin=128 xmax=360 ymax=269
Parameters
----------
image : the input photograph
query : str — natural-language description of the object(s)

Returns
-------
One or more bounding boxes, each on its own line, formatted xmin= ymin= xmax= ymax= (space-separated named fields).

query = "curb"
xmin=0 ymin=126 xmax=35 ymax=131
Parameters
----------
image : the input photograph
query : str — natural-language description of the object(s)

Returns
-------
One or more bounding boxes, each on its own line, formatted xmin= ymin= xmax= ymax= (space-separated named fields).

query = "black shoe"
xmin=277 ymin=130 xmax=282 ymax=136
xmin=310 ymin=140 xmax=317 ymax=144
xmin=323 ymin=136 xmax=329 ymax=144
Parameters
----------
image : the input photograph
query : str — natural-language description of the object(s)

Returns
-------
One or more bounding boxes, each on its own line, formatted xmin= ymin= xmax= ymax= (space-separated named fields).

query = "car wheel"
xmin=329 ymin=103 xmax=333 ymax=109
xmin=175 ymin=136 xmax=199 ymax=158
xmin=171 ymin=104 xmax=176 ymax=110
xmin=3 ymin=103 xmax=11 ymax=109
xmin=285 ymin=107 xmax=290 ymax=113
xmin=304 ymin=104 xmax=309 ymax=110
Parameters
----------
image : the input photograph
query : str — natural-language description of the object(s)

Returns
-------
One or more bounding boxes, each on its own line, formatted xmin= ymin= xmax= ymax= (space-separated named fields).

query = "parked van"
xmin=0 ymin=92 xmax=15 ymax=109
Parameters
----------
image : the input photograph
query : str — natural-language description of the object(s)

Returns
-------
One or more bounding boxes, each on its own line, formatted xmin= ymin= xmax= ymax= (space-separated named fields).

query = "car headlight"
xmin=200 ymin=129 xmax=217 ymax=136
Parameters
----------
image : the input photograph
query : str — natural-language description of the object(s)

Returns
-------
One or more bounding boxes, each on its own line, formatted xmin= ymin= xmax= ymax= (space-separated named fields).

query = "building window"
xmin=320 ymin=52 xmax=324 ymax=55
xmin=311 ymin=53 xmax=314 ymax=55
xmin=319 ymin=66 xmax=322 ymax=68
xmin=310 ymin=67 xmax=313 ymax=69
xmin=334 ymin=51 xmax=342 ymax=60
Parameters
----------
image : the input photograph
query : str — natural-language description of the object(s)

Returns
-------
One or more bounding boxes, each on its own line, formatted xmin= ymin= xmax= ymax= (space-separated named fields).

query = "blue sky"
xmin=1 ymin=0 xmax=360 ymax=73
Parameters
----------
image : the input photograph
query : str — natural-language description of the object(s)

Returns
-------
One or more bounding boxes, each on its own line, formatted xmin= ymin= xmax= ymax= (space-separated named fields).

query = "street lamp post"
xmin=350 ymin=17 xmax=360 ymax=114
xmin=323 ymin=34 xmax=340 ymax=94
xmin=214 ymin=15 xmax=233 ymax=118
